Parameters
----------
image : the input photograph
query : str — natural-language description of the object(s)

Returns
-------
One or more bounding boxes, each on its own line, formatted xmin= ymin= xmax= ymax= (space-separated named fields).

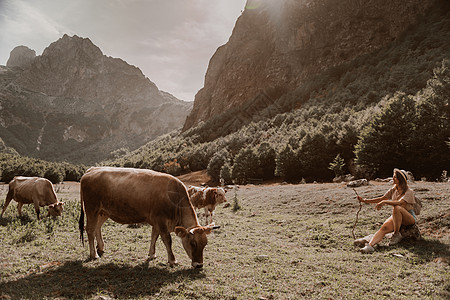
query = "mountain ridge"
xmin=0 ymin=34 xmax=192 ymax=164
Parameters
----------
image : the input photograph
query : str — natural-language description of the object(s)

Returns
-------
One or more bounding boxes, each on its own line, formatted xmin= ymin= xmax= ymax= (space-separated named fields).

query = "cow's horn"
xmin=189 ymin=228 xmax=195 ymax=235
xmin=205 ymin=222 xmax=220 ymax=230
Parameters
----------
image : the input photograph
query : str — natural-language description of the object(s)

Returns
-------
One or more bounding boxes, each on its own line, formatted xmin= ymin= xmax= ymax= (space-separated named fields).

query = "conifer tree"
xmin=231 ymin=147 xmax=258 ymax=184
xmin=411 ymin=59 xmax=450 ymax=178
xmin=275 ymin=143 xmax=301 ymax=181
xmin=355 ymin=92 xmax=416 ymax=177
xmin=329 ymin=154 xmax=345 ymax=178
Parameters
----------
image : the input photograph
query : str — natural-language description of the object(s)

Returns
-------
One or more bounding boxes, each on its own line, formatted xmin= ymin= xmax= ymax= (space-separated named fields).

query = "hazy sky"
xmin=0 ymin=0 xmax=247 ymax=101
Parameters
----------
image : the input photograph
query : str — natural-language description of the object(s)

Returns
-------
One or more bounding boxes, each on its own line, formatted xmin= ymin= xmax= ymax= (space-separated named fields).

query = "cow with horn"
xmin=79 ymin=167 xmax=219 ymax=268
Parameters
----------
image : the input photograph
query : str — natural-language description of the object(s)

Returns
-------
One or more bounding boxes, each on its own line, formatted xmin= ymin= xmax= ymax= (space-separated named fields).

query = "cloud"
xmin=0 ymin=0 xmax=67 ymax=60
xmin=0 ymin=0 xmax=246 ymax=101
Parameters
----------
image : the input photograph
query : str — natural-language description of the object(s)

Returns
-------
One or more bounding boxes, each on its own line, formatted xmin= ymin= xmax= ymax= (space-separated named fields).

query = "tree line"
xmin=0 ymin=152 xmax=86 ymax=183
xmin=1 ymin=60 xmax=448 ymax=184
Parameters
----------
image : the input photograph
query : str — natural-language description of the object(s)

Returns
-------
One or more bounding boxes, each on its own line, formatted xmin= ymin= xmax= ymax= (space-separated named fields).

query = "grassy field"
xmin=0 ymin=179 xmax=448 ymax=299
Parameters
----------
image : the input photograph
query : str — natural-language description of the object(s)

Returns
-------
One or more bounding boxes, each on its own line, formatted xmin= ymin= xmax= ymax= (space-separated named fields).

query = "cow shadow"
xmin=0 ymin=214 xmax=34 ymax=226
xmin=0 ymin=260 xmax=206 ymax=299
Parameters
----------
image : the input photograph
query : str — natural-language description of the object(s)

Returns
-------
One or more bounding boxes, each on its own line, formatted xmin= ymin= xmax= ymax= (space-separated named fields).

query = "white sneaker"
xmin=360 ymin=244 xmax=375 ymax=254
xmin=389 ymin=232 xmax=403 ymax=246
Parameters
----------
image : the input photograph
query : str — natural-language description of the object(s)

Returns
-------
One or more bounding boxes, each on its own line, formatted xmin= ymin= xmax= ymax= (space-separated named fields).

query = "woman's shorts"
xmin=408 ymin=209 xmax=417 ymax=221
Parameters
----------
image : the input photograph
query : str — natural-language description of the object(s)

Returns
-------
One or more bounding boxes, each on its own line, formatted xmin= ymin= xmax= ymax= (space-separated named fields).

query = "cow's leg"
xmin=204 ymin=207 xmax=209 ymax=225
xmin=1 ymin=189 xmax=14 ymax=218
xmin=32 ymin=198 xmax=41 ymax=220
xmin=95 ymin=214 xmax=109 ymax=257
xmin=17 ymin=203 xmax=24 ymax=217
xmin=86 ymin=211 xmax=100 ymax=259
xmin=209 ymin=209 xmax=214 ymax=225
xmin=159 ymin=229 xmax=177 ymax=267
xmin=148 ymin=227 xmax=159 ymax=260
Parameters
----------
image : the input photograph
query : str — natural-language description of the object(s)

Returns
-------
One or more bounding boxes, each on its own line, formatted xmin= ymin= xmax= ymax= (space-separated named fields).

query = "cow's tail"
xmin=78 ymin=191 xmax=85 ymax=247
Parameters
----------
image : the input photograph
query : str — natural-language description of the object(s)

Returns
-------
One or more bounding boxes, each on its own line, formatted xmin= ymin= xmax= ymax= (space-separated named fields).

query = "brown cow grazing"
xmin=79 ymin=167 xmax=216 ymax=268
xmin=187 ymin=186 xmax=227 ymax=225
xmin=1 ymin=176 xmax=64 ymax=220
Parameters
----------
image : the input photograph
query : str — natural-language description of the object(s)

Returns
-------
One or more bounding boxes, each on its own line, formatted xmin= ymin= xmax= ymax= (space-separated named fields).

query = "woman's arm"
xmin=375 ymin=199 xmax=406 ymax=210
xmin=357 ymin=195 xmax=388 ymax=204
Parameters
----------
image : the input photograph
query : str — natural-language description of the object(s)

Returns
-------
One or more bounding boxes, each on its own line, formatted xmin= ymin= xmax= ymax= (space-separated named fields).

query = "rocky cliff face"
xmin=0 ymin=35 xmax=192 ymax=163
xmin=6 ymin=46 xmax=36 ymax=69
xmin=183 ymin=0 xmax=436 ymax=130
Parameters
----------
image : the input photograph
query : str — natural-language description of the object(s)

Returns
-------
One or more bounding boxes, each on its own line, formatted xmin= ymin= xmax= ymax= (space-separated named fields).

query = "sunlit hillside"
xmin=107 ymin=1 xmax=450 ymax=182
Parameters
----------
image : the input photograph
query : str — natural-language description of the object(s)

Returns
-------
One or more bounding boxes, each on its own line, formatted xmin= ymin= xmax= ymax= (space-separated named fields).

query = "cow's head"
xmin=47 ymin=202 xmax=64 ymax=217
xmin=175 ymin=224 xmax=214 ymax=268
xmin=214 ymin=188 xmax=227 ymax=204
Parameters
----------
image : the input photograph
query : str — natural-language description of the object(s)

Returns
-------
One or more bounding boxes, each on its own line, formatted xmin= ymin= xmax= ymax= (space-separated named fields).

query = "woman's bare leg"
xmin=392 ymin=205 xmax=415 ymax=233
xmin=369 ymin=216 xmax=394 ymax=246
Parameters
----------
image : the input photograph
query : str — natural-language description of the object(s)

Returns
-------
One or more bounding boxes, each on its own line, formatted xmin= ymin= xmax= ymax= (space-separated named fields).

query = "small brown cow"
xmin=1 ymin=176 xmax=64 ymax=220
xmin=187 ymin=186 xmax=227 ymax=225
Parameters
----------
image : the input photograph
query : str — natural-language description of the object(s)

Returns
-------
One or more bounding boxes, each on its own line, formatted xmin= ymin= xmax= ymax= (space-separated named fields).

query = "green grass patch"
xmin=0 ymin=181 xmax=448 ymax=299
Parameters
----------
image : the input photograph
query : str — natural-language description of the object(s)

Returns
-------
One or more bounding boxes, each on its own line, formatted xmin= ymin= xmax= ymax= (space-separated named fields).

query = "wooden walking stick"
xmin=352 ymin=188 xmax=362 ymax=240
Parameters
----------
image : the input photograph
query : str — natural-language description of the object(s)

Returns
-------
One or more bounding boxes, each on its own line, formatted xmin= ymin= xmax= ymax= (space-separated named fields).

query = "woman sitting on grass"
xmin=357 ymin=168 xmax=417 ymax=253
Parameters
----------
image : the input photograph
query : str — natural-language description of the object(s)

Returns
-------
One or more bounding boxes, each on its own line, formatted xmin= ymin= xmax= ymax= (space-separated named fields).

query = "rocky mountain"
xmin=7 ymin=46 xmax=36 ymax=69
xmin=183 ymin=0 xmax=437 ymax=130
xmin=0 ymin=35 xmax=192 ymax=164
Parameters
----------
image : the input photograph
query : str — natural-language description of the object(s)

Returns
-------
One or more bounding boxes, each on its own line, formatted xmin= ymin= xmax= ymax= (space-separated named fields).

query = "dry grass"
xmin=0 ymin=180 xmax=448 ymax=299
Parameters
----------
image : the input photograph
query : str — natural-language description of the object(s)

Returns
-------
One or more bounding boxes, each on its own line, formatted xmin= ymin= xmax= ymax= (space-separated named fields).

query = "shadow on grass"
xmin=0 ymin=260 xmax=206 ymax=299
xmin=376 ymin=237 xmax=450 ymax=263
xmin=0 ymin=214 xmax=34 ymax=226
xmin=403 ymin=238 xmax=450 ymax=261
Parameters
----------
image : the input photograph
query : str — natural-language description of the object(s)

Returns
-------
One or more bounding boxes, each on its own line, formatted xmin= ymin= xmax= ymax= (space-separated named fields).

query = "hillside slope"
xmin=109 ymin=0 xmax=449 ymax=181
xmin=183 ymin=0 xmax=436 ymax=130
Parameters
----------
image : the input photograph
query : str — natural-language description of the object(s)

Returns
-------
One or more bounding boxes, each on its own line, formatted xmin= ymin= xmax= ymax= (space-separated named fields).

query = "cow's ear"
xmin=175 ymin=226 xmax=188 ymax=238
xmin=203 ymin=227 xmax=213 ymax=235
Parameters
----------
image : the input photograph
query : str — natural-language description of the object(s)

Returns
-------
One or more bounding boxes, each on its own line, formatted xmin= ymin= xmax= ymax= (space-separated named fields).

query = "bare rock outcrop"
xmin=6 ymin=46 xmax=36 ymax=69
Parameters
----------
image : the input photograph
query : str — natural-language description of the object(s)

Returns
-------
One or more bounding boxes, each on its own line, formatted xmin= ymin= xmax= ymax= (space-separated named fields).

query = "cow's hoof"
xmin=148 ymin=254 xmax=157 ymax=260
xmin=86 ymin=255 xmax=99 ymax=262
xmin=168 ymin=261 xmax=178 ymax=268
xmin=192 ymin=262 xmax=203 ymax=269
xmin=97 ymin=250 xmax=105 ymax=257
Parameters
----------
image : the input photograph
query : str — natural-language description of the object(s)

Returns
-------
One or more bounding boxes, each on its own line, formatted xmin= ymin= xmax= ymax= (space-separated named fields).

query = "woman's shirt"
xmin=383 ymin=186 xmax=415 ymax=211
